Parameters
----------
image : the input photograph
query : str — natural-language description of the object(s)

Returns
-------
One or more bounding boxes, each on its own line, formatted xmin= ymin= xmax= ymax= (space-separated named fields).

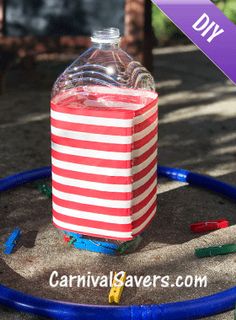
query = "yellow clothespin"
xmin=108 ymin=272 xmax=127 ymax=304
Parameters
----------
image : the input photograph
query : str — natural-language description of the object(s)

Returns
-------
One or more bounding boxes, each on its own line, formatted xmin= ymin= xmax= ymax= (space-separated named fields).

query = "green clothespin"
xmin=117 ymin=235 xmax=143 ymax=255
xmin=37 ymin=183 xmax=52 ymax=198
xmin=195 ymin=244 xmax=236 ymax=258
xmin=68 ymin=237 xmax=76 ymax=246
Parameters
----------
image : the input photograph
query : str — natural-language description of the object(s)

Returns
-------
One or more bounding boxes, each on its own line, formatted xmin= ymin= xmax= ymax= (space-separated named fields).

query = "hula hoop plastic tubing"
xmin=0 ymin=165 xmax=235 ymax=320
xmin=0 ymin=167 xmax=51 ymax=192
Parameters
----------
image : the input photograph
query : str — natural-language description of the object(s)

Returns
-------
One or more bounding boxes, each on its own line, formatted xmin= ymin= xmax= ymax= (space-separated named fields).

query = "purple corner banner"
xmin=151 ymin=0 xmax=236 ymax=84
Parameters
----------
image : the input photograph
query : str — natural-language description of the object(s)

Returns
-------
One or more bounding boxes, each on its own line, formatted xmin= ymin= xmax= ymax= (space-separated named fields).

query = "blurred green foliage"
xmin=152 ymin=0 xmax=236 ymax=45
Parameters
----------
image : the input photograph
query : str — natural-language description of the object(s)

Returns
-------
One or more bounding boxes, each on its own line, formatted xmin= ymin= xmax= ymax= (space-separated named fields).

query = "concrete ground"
xmin=0 ymin=45 xmax=235 ymax=319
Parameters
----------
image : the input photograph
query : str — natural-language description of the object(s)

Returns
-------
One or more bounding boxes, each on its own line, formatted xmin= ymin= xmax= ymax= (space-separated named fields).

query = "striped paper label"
xmin=51 ymin=86 xmax=158 ymax=241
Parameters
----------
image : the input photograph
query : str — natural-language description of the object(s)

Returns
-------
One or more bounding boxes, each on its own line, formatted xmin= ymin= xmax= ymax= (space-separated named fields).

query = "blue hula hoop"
xmin=0 ymin=165 xmax=235 ymax=320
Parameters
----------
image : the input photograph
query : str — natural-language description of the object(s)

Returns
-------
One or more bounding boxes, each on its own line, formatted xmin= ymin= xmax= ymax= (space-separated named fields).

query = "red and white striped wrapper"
xmin=51 ymin=86 xmax=158 ymax=241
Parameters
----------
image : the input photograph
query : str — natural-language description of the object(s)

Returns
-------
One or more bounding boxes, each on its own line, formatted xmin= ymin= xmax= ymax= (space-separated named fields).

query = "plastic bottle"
xmin=52 ymin=28 xmax=155 ymax=97
xmin=51 ymin=28 xmax=158 ymax=245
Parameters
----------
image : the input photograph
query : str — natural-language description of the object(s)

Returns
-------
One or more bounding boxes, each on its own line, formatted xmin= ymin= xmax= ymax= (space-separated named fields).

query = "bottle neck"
xmin=91 ymin=28 xmax=120 ymax=50
xmin=91 ymin=41 xmax=120 ymax=50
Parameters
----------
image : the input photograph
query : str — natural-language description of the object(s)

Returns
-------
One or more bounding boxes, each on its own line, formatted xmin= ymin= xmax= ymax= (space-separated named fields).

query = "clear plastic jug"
xmin=51 ymin=28 xmax=158 ymax=242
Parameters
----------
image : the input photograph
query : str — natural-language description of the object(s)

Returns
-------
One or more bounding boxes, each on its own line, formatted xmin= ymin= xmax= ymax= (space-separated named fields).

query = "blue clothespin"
xmin=73 ymin=238 xmax=118 ymax=255
xmin=4 ymin=228 xmax=21 ymax=254
xmin=63 ymin=231 xmax=118 ymax=255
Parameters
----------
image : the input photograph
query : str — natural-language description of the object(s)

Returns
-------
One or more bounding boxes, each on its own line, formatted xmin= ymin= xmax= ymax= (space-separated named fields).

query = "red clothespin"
xmin=63 ymin=235 xmax=70 ymax=243
xmin=190 ymin=219 xmax=229 ymax=233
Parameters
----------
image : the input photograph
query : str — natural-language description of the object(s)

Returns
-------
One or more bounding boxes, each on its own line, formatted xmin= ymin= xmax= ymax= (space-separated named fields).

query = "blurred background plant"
xmin=152 ymin=0 xmax=236 ymax=46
